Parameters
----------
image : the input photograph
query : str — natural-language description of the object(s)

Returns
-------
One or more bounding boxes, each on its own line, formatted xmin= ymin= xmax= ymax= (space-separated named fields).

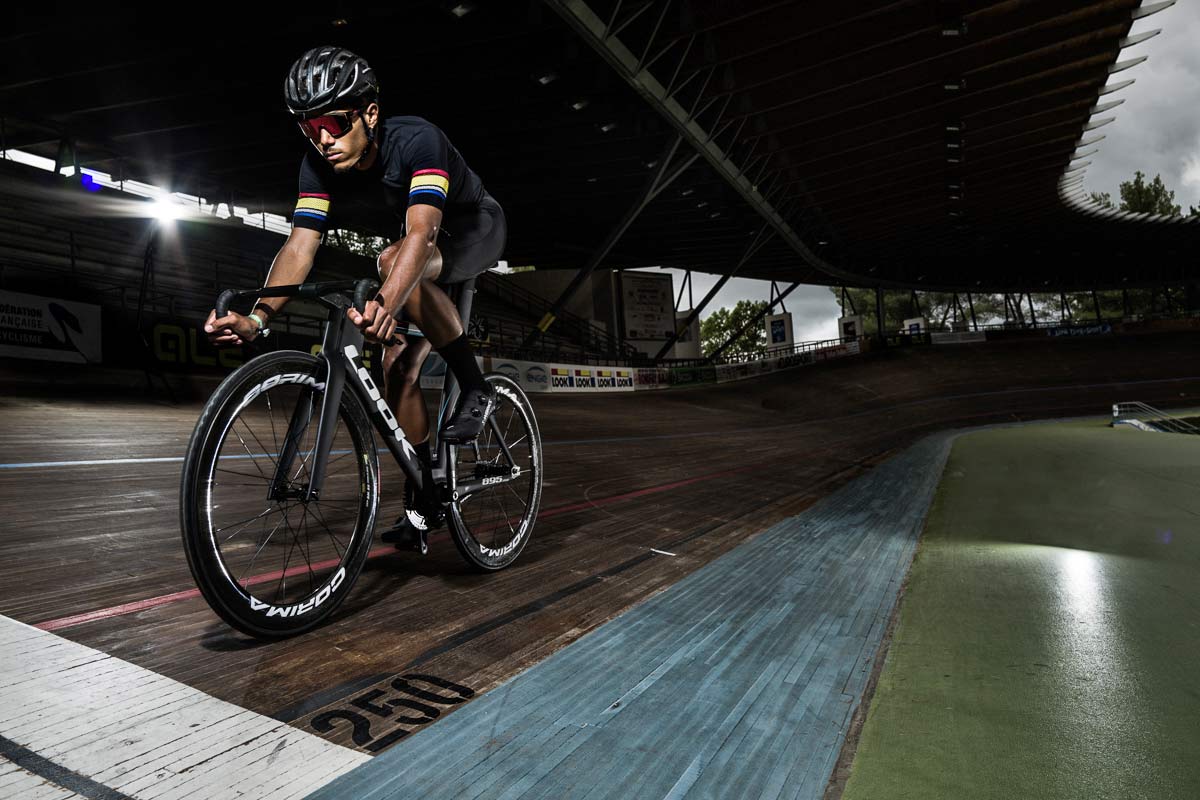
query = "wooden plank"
xmin=0 ymin=616 xmax=368 ymax=799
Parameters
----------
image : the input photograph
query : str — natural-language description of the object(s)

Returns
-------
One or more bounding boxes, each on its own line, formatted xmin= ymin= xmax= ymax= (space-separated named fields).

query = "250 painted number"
xmin=309 ymin=673 xmax=476 ymax=753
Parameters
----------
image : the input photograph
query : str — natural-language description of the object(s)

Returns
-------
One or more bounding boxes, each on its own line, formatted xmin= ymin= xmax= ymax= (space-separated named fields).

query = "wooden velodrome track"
xmin=2 ymin=332 xmax=1198 ymax=755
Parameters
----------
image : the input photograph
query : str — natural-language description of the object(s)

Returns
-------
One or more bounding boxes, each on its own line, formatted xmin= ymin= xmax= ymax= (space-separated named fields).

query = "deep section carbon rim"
xmin=449 ymin=375 xmax=542 ymax=569
xmin=183 ymin=353 xmax=377 ymax=636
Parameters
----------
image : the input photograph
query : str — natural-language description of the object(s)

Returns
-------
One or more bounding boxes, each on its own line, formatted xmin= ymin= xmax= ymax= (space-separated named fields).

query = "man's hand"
xmin=204 ymin=309 xmax=260 ymax=347
xmin=348 ymin=297 xmax=399 ymax=344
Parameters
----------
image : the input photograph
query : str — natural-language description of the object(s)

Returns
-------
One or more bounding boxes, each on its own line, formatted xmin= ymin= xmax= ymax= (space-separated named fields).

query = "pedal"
xmin=381 ymin=523 xmax=430 ymax=555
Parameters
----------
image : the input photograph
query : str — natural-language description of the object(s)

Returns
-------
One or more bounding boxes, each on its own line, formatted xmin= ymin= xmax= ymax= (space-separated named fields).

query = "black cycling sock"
xmin=436 ymin=333 xmax=488 ymax=394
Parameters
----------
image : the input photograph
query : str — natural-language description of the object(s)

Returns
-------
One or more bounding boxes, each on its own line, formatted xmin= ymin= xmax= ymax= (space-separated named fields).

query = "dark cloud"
xmin=1084 ymin=4 xmax=1200 ymax=210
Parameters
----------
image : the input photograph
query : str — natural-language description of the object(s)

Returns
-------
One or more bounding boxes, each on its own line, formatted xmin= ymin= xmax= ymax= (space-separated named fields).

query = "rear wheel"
xmin=180 ymin=351 xmax=379 ymax=638
xmin=447 ymin=373 xmax=542 ymax=571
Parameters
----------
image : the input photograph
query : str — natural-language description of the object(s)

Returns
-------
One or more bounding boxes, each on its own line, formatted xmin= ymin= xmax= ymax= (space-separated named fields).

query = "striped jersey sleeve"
xmin=293 ymin=152 xmax=331 ymax=232
xmin=404 ymin=127 xmax=451 ymax=211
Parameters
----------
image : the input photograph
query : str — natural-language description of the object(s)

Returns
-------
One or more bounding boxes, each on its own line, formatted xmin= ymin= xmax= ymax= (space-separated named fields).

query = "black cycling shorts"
xmin=435 ymin=193 xmax=507 ymax=286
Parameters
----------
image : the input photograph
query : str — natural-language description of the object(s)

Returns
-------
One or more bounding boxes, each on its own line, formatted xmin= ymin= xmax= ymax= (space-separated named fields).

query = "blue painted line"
xmin=304 ymin=432 xmax=958 ymax=800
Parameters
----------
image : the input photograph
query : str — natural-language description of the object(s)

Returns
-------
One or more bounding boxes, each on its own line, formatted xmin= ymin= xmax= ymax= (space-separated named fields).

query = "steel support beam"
xmin=654 ymin=225 xmax=775 ymax=361
xmin=1093 ymin=289 xmax=1102 ymax=321
xmin=705 ymin=281 xmax=800 ymax=364
xmin=520 ymin=133 xmax=697 ymax=352
xmin=544 ymin=0 xmax=890 ymax=289
xmin=967 ymin=292 xmax=978 ymax=331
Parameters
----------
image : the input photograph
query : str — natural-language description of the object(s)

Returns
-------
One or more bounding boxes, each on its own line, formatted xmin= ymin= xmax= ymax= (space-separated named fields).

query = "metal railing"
xmin=1111 ymin=402 xmax=1200 ymax=435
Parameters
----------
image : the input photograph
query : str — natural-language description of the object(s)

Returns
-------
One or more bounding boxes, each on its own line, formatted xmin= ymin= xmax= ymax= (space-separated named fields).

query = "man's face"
xmin=300 ymin=103 xmax=378 ymax=172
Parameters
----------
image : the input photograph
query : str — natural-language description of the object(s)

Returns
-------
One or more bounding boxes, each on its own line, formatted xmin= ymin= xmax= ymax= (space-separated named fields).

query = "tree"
xmin=325 ymin=228 xmax=389 ymax=256
xmin=828 ymin=287 xmax=1007 ymax=333
xmin=1089 ymin=191 xmax=1114 ymax=210
xmin=1117 ymin=171 xmax=1181 ymax=216
xmin=700 ymin=300 xmax=768 ymax=358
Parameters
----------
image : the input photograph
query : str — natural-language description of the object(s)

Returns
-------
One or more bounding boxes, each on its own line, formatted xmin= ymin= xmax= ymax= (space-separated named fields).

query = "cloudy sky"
xmin=640 ymin=0 xmax=1200 ymax=344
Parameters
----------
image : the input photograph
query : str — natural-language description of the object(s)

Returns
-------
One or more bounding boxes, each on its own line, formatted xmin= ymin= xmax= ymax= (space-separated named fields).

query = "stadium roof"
xmin=3 ymin=0 xmax=1193 ymax=292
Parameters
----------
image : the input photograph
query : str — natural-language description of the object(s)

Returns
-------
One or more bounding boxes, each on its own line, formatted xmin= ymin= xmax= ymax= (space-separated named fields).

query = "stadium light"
xmin=149 ymin=196 xmax=183 ymax=224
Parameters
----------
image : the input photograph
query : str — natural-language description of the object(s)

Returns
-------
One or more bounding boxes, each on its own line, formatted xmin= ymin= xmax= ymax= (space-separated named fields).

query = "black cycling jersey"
xmin=291 ymin=115 xmax=487 ymax=241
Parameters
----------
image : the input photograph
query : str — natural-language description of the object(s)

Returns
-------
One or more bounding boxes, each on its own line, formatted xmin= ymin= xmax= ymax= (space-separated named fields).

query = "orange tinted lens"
xmin=298 ymin=114 xmax=352 ymax=140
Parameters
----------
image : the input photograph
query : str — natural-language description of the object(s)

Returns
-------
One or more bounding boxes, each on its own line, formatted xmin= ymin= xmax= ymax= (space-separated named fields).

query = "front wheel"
xmin=447 ymin=373 xmax=543 ymax=571
xmin=179 ymin=350 xmax=379 ymax=638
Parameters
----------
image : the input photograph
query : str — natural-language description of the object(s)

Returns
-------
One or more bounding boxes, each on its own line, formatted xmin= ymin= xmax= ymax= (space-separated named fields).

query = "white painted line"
xmin=0 ymin=615 xmax=370 ymax=800
xmin=650 ymin=548 xmax=677 ymax=557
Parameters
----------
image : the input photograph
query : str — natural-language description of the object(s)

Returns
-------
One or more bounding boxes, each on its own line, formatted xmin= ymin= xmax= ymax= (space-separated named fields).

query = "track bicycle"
xmin=179 ymin=276 xmax=542 ymax=638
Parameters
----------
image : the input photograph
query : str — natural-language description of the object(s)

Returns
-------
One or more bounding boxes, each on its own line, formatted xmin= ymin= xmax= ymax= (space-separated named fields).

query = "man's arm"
xmin=349 ymin=204 xmax=442 ymax=342
xmin=204 ymin=226 xmax=322 ymax=346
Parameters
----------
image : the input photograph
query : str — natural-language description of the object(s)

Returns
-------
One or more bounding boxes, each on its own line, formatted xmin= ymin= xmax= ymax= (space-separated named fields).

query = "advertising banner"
xmin=619 ymin=272 xmax=675 ymax=340
xmin=931 ymin=331 xmax=987 ymax=344
xmin=1047 ymin=323 xmax=1113 ymax=337
xmin=0 ymin=290 xmax=102 ymax=364
xmin=668 ymin=365 xmax=717 ymax=386
xmin=765 ymin=312 xmax=794 ymax=354
xmin=549 ymin=365 xmax=574 ymax=390
xmin=594 ymin=367 xmax=635 ymax=391
xmin=487 ymin=357 xmax=550 ymax=393
xmin=635 ymin=367 xmax=671 ymax=390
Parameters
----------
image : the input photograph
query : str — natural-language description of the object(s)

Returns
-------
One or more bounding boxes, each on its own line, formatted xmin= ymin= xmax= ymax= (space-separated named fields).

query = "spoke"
xmin=298 ymin=505 xmax=316 ymax=595
xmin=309 ymin=503 xmax=347 ymax=560
xmin=231 ymin=429 xmax=270 ymax=481
xmin=273 ymin=509 xmax=301 ymax=603
xmin=506 ymin=434 xmax=528 ymax=450
xmin=216 ymin=467 xmax=270 ymax=480
xmin=216 ymin=505 xmax=286 ymax=537
xmin=267 ymin=392 xmax=279 ymax=457
xmin=239 ymin=509 xmax=290 ymax=584
xmin=493 ymin=484 xmax=517 ymax=549
xmin=236 ymin=416 xmax=280 ymax=472
xmin=216 ymin=481 xmax=286 ymax=488
xmin=504 ymin=481 xmax=529 ymax=509
xmin=288 ymin=408 xmax=323 ymax=483
xmin=502 ymin=404 xmax=517 ymax=449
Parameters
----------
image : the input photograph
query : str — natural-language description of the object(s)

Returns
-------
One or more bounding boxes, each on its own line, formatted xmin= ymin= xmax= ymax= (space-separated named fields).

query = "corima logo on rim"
xmin=236 ymin=373 xmax=326 ymax=415
xmin=250 ymin=567 xmax=346 ymax=617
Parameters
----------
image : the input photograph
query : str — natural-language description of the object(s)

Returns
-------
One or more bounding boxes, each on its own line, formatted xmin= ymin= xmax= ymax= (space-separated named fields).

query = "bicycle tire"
xmin=447 ymin=373 xmax=543 ymax=571
xmin=180 ymin=350 xmax=379 ymax=638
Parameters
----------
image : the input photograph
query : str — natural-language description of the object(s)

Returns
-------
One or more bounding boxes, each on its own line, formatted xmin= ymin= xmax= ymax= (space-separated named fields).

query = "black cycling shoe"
xmin=441 ymin=385 xmax=497 ymax=444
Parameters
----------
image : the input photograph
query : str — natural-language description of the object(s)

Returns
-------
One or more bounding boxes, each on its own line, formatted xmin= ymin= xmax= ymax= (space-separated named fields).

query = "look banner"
xmin=0 ymin=290 xmax=102 ymax=364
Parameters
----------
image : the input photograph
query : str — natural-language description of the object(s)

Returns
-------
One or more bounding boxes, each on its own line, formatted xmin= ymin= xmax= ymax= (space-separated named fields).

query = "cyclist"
xmin=203 ymin=45 xmax=505 ymax=546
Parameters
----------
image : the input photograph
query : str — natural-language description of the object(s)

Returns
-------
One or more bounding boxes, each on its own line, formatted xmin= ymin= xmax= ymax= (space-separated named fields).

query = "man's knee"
xmin=377 ymin=240 xmax=404 ymax=280
xmin=377 ymin=241 xmax=443 ymax=283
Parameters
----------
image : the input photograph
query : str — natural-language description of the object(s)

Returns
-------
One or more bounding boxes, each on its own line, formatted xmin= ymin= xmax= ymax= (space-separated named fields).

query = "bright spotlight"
xmin=149 ymin=197 xmax=183 ymax=223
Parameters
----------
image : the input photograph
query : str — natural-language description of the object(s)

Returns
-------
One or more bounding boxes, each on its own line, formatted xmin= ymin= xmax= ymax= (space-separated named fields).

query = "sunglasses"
xmin=297 ymin=109 xmax=360 ymax=141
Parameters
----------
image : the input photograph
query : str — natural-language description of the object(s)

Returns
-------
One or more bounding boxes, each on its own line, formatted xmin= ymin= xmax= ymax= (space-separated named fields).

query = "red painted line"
xmin=33 ymin=463 xmax=761 ymax=632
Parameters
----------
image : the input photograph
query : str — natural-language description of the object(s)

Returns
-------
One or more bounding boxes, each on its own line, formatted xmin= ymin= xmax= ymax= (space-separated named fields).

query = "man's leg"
xmin=377 ymin=240 xmax=492 ymax=443
xmin=382 ymin=336 xmax=433 ymax=444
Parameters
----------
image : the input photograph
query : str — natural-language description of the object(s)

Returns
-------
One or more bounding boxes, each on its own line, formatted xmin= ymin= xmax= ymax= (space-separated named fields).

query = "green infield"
xmin=842 ymin=418 xmax=1200 ymax=800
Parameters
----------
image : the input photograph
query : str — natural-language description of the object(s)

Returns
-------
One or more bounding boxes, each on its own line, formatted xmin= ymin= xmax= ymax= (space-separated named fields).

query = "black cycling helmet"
xmin=284 ymin=46 xmax=379 ymax=116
